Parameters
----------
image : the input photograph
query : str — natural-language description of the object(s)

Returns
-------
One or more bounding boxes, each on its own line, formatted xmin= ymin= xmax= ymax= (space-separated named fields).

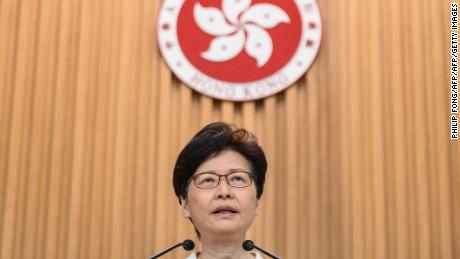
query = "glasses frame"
xmin=190 ymin=170 xmax=256 ymax=189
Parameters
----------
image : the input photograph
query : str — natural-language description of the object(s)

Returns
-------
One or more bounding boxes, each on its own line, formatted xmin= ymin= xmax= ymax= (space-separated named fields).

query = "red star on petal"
xmin=166 ymin=42 xmax=173 ymax=49
xmin=308 ymin=22 xmax=317 ymax=29
xmin=306 ymin=40 xmax=314 ymax=47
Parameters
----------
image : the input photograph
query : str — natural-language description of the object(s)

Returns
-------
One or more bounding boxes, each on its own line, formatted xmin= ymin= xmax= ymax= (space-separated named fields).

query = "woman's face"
xmin=181 ymin=149 xmax=260 ymax=238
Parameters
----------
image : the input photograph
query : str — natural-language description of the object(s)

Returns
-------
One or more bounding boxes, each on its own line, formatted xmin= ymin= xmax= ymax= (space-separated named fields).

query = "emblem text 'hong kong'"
xmin=194 ymin=0 xmax=290 ymax=67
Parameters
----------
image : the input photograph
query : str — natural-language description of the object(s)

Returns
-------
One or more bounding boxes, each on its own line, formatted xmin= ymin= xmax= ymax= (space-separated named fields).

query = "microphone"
xmin=242 ymin=240 xmax=281 ymax=259
xmin=149 ymin=239 xmax=195 ymax=259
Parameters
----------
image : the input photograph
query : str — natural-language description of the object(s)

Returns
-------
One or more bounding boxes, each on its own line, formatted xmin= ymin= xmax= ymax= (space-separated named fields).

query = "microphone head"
xmin=242 ymin=240 xmax=254 ymax=251
xmin=182 ymin=239 xmax=195 ymax=251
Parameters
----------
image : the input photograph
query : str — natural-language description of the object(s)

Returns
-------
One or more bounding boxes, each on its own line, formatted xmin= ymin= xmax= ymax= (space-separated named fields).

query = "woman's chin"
xmin=208 ymin=221 xmax=247 ymax=236
xmin=210 ymin=227 xmax=242 ymax=237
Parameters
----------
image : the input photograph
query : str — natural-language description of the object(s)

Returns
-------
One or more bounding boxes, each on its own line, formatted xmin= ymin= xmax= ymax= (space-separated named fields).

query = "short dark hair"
xmin=173 ymin=122 xmax=267 ymax=203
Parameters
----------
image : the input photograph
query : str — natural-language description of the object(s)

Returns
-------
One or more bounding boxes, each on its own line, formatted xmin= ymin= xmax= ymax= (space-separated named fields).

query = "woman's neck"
xmin=198 ymin=235 xmax=252 ymax=259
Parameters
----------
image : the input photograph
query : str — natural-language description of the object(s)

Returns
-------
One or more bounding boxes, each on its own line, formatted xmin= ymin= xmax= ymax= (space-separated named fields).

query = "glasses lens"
xmin=194 ymin=173 xmax=219 ymax=189
xmin=193 ymin=171 xmax=253 ymax=189
xmin=228 ymin=172 xmax=252 ymax=188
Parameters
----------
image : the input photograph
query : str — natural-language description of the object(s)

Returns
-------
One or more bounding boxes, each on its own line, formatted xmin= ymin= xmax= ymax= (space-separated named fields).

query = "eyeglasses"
xmin=190 ymin=171 xmax=255 ymax=189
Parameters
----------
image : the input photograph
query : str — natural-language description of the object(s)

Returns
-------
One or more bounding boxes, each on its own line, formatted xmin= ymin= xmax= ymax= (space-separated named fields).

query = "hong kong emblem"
xmin=157 ymin=0 xmax=322 ymax=101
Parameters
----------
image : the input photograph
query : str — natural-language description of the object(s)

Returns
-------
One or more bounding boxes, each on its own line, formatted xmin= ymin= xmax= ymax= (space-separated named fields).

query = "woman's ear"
xmin=180 ymin=197 xmax=191 ymax=218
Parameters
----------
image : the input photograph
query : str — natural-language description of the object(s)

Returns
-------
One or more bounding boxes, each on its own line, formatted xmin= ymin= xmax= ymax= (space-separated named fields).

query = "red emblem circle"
xmin=158 ymin=0 xmax=322 ymax=101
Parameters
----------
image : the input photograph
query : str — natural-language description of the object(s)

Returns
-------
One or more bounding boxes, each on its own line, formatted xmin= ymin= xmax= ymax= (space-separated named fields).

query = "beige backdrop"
xmin=0 ymin=0 xmax=459 ymax=258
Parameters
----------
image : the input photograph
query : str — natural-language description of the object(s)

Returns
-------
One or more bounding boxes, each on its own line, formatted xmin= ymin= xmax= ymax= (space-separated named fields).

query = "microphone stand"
xmin=242 ymin=240 xmax=281 ymax=259
xmin=149 ymin=240 xmax=195 ymax=259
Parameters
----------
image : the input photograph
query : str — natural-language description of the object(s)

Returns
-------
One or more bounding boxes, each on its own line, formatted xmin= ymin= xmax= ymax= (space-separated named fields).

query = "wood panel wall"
xmin=0 ymin=0 xmax=458 ymax=258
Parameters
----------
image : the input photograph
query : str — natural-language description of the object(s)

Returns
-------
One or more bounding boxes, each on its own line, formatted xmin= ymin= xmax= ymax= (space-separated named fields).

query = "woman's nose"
xmin=215 ymin=176 xmax=233 ymax=198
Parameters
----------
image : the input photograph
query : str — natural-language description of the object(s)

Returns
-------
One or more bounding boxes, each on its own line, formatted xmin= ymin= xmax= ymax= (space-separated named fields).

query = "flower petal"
xmin=244 ymin=24 xmax=272 ymax=67
xmin=240 ymin=4 xmax=290 ymax=29
xmin=194 ymin=3 xmax=237 ymax=36
xmin=201 ymin=30 xmax=245 ymax=62
xmin=223 ymin=0 xmax=251 ymax=24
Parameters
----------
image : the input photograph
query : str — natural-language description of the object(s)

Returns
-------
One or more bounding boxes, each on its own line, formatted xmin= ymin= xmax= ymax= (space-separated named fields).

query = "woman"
xmin=173 ymin=122 xmax=268 ymax=259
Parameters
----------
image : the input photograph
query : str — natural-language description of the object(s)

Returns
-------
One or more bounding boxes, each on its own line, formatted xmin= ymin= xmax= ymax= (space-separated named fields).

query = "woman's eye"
xmin=200 ymin=177 xmax=216 ymax=184
xmin=230 ymin=176 xmax=244 ymax=182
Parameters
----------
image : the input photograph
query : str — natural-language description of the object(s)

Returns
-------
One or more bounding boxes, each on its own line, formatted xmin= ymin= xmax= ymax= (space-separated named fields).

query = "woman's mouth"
xmin=213 ymin=210 xmax=238 ymax=214
xmin=212 ymin=205 xmax=239 ymax=215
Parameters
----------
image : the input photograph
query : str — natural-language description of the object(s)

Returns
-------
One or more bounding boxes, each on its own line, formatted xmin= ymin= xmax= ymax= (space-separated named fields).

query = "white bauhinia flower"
xmin=194 ymin=0 xmax=290 ymax=67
